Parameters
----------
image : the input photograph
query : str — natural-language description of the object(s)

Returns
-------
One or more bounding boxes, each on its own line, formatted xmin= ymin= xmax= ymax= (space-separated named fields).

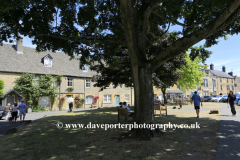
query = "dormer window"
xmin=82 ymin=64 xmax=88 ymax=72
xmin=43 ymin=54 xmax=53 ymax=67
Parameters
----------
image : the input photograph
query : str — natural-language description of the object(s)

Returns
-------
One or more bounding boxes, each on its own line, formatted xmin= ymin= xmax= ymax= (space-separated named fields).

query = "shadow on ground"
xmin=0 ymin=107 xmax=220 ymax=160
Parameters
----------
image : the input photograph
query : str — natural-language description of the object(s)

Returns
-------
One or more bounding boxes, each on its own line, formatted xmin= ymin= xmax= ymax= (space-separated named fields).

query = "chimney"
xmin=16 ymin=37 xmax=23 ymax=54
xmin=228 ymin=71 xmax=233 ymax=76
xmin=210 ymin=63 xmax=214 ymax=70
xmin=222 ymin=66 xmax=226 ymax=72
xmin=204 ymin=64 xmax=207 ymax=70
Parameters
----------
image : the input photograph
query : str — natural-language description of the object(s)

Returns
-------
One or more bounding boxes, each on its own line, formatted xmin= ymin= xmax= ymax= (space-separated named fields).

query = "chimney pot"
xmin=16 ymin=37 xmax=23 ymax=54
xmin=210 ymin=63 xmax=214 ymax=70
xmin=222 ymin=66 xmax=226 ymax=72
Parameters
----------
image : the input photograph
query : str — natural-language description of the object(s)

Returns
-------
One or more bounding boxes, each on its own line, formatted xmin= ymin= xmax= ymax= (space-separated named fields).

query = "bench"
xmin=118 ymin=108 xmax=133 ymax=122
xmin=154 ymin=103 xmax=167 ymax=116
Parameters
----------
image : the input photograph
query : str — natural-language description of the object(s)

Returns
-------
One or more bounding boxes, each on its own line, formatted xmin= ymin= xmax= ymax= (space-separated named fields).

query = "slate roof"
xmin=0 ymin=44 xmax=96 ymax=78
xmin=1 ymin=89 xmax=23 ymax=99
xmin=210 ymin=70 xmax=234 ymax=78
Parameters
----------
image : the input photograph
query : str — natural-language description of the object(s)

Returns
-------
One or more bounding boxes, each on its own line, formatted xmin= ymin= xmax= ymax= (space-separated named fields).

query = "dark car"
xmin=220 ymin=95 xmax=228 ymax=102
xmin=202 ymin=96 xmax=212 ymax=102
xmin=0 ymin=106 xmax=5 ymax=120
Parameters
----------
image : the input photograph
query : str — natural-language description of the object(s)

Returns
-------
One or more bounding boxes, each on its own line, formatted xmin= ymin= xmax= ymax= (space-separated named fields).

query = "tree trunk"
xmin=131 ymin=66 xmax=156 ymax=140
xmin=162 ymin=88 xmax=167 ymax=104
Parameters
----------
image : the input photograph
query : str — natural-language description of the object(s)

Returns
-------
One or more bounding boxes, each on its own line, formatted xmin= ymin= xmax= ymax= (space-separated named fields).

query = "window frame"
xmin=125 ymin=94 xmax=129 ymax=102
xmin=103 ymin=95 xmax=111 ymax=103
xmin=39 ymin=96 xmax=50 ymax=106
xmin=86 ymin=79 xmax=91 ymax=88
xmin=82 ymin=64 xmax=88 ymax=72
xmin=86 ymin=96 xmax=94 ymax=104
xmin=67 ymin=78 xmax=73 ymax=87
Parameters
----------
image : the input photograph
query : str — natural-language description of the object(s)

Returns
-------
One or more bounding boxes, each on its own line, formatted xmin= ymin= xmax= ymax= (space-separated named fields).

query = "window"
xmin=220 ymin=78 xmax=222 ymax=83
xmin=82 ymin=64 xmax=88 ymax=72
xmin=237 ymin=80 xmax=239 ymax=84
xmin=86 ymin=79 xmax=91 ymax=88
xmin=33 ymin=76 xmax=39 ymax=85
xmin=67 ymin=78 xmax=73 ymax=87
xmin=204 ymin=91 xmax=209 ymax=96
xmin=39 ymin=96 xmax=50 ymax=106
xmin=214 ymin=91 xmax=216 ymax=95
xmin=125 ymin=94 xmax=129 ymax=102
xmin=221 ymin=85 xmax=222 ymax=90
xmin=232 ymin=86 xmax=234 ymax=91
xmin=227 ymin=78 xmax=228 ymax=83
xmin=103 ymin=95 xmax=111 ymax=103
xmin=154 ymin=94 xmax=157 ymax=100
xmin=52 ymin=78 xmax=58 ymax=86
xmin=86 ymin=96 xmax=93 ymax=104
xmin=203 ymin=79 xmax=208 ymax=87
xmin=231 ymin=79 xmax=233 ymax=83
xmin=155 ymin=86 xmax=158 ymax=90
xmin=212 ymin=80 xmax=216 ymax=87
xmin=44 ymin=55 xmax=53 ymax=67
xmin=227 ymin=85 xmax=230 ymax=91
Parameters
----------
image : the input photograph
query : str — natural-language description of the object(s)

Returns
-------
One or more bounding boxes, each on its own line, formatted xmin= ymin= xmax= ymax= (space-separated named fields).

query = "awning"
xmin=1 ymin=89 xmax=23 ymax=99
xmin=166 ymin=89 xmax=184 ymax=94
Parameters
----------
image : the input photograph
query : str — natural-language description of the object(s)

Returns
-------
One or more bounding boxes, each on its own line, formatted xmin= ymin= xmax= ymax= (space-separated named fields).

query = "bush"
xmin=0 ymin=80 xmax=4 ymax=90
xmin=32 ymin=106 xmax=46 ymax=112
xmin=66 ymin=87 xmax=74 ymax=92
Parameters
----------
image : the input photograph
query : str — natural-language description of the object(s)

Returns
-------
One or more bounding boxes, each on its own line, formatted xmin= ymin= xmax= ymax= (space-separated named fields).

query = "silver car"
xmin=211 ymin=95 xmax=224 ymax=102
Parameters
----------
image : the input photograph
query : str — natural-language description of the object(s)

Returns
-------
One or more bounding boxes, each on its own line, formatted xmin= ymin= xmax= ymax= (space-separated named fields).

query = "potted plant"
xmin=66 ymin=87 xmax=74 ymax=92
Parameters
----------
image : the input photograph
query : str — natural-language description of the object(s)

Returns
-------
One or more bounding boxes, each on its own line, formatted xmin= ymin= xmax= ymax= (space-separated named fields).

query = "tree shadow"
xmin=0 ymin=107 xmax=228 ymax=159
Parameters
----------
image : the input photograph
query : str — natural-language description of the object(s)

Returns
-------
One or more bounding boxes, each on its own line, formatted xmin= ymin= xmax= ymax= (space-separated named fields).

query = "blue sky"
xmin=3 ymin=30 xmax=240 ymax=76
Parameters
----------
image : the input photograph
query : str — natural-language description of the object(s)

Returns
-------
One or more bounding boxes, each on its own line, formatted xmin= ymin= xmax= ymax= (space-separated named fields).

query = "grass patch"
xmin=0 ymin=103 xmax=221 ymax=160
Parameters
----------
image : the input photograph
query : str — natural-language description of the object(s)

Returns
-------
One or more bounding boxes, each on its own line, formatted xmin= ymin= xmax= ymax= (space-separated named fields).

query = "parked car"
xmin=202 ymin=96 xmax=212 ymax=102
xmin=234 ymin=94 xmax=240 ymax=105
xmin=211 ymin=95 xmax=223 ymax=102
xmin=0 ymin=106 xmax=5 ymax=120
xmin=220 ymin=95 xmax=228 ymax=102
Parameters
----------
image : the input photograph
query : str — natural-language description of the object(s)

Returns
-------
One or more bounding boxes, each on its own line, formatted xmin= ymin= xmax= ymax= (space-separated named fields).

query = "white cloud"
xmin=213 ymin=58 xmax=240 ymax=67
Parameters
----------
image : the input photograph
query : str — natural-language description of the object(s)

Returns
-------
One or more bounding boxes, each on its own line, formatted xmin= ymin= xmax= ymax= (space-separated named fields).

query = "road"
xmin=0 ymin=108 xmax=97 ymax=138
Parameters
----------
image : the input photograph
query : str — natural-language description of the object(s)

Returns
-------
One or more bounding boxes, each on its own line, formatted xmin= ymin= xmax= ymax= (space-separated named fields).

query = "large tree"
xmin=1 ymin=0 xmax=240 ymax=139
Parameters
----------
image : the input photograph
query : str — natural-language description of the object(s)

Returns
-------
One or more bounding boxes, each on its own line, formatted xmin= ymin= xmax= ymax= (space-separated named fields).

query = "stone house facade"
xmin=0 ymin=39 xmax=134 ymax=110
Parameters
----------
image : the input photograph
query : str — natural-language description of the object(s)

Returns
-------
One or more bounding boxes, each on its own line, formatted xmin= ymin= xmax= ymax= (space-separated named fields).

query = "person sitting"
xmin=155 ymin=97 xmax=161 ymax=103
xmin=122 ymin=102 xmax=134 ymax=116
xmin=119 ymin=102 xmax=123 ymax=108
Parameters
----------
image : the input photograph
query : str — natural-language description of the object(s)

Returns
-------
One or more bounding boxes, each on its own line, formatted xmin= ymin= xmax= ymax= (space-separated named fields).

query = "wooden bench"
xmin=154 ymin=103 xmax=167 ymax=116
xmin=118 ymin=108 xmax=133 ymax=122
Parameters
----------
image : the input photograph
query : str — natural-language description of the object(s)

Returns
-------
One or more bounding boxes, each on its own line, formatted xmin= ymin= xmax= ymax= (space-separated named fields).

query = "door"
xmin=116 ymin=95 xmax=120 ymax=106
xmin=159 ymin=94 xmax=163 ymax=101
xmin=7 ymin=96 xmax=15 ymax=106
xmin=66 ymin=95 xmax=71 ymax=109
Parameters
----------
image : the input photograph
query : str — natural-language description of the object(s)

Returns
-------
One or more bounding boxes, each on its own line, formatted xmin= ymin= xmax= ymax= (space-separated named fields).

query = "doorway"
xmin=115 ymin=95 xmax=120 ymax=106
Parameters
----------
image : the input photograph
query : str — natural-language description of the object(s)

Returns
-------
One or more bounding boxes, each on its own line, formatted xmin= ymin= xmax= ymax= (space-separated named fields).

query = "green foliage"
xmin=14 ymin=73 xmax=60 ymax=108
xmin=56 ymin=75 xmax=64 ymax=86
xmin=27 ymin=100 xmax=33 ymax=104
xmin=32 ymin=106 xmax=46 ymax=112
xmin=0 ymin=80 xmax=4 ymax=96
xmin=14 ymin=73 xmax=35 ymax=101
xmin=177 ymin=54 xmax=205 ymax=92
xmin=66 ymin=87 xmax=74 ymax=92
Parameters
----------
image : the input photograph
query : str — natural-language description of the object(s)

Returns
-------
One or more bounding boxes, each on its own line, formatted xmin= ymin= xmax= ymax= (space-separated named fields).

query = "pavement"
xmin=215 ymin=103 xmax=240 ymax=160
xmin=0 ymin=108 xmax=97 ymax=138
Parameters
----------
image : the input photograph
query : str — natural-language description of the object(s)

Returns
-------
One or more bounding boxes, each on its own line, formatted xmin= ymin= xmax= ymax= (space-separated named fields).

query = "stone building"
xmin=0 ymin=39 xmax=134 ymax=110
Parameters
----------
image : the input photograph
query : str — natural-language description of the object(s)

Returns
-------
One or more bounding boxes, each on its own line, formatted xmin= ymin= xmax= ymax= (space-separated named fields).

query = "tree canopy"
xmin=2 ymin=0 xmax=240 ymax=139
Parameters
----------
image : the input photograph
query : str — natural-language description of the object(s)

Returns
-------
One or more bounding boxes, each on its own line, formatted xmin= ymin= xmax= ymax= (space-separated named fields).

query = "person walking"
xmin=191 ymin=91 xmax=203 ymax=118
xmin=4 ymin=103 xmax=11 ymax=121
xmin=68 ymin=96 xmax=74 ymax=112
xmin=227 ymin=91 xmax=236 ymax=116
xmin=19 ymin=101 xmax=27 ymax=122
xmin=11 ymin=102 xmax=18 ymax=123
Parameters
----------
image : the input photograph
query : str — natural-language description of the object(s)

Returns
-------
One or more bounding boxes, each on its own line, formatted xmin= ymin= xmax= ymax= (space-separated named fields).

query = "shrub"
xmin=32 ymin=106 xmax=46 ymax=112
xmin=67 ymin=87 xmax=74 ymax=92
